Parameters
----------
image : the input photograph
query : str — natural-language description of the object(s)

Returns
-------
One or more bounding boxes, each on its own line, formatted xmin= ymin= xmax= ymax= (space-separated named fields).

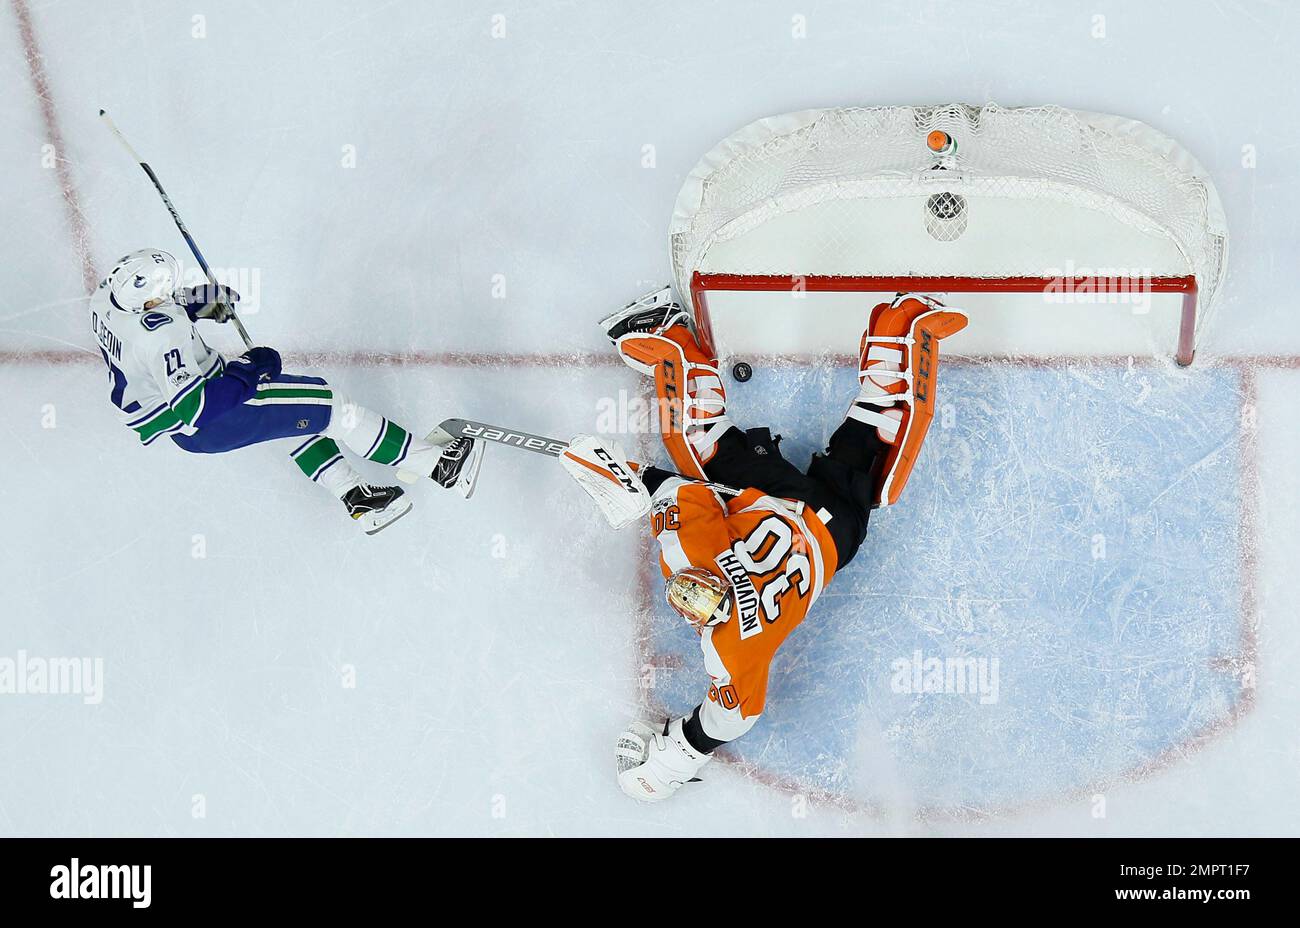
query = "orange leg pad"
xmin=876 ymin=308 xmax=968 ymax=506
xmin=618 ymin=323 xmax=731 ymax=480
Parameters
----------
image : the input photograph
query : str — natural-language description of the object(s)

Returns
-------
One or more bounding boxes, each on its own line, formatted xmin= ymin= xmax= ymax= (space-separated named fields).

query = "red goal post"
xmin=671 ymin=105 xmax=1227 ymax=366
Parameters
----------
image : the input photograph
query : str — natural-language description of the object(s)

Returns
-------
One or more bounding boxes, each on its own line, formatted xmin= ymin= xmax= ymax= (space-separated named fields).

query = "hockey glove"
xmin=178 ymin=283 xmax=241 ymax=323
xmin=559 ymin=435 xmax=651 ymax=529
xmin=225 ymin=346 xmax=281 ymax=391
xmin=616 ymin=717 xmax=711 ymax=802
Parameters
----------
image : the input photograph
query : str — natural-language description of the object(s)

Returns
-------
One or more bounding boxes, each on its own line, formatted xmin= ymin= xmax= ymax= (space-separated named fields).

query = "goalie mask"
xmin=665 ymin=568 xmax=732 ymax=630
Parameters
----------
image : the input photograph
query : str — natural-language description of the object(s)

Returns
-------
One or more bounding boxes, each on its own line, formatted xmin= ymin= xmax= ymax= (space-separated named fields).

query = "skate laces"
xmin=442 ymin=437 xmax=470 ymax=461
xmin=345 ymin=483 xmax=385 ymax=516
xmin=634 ymin=303 xmax=686 ymax=334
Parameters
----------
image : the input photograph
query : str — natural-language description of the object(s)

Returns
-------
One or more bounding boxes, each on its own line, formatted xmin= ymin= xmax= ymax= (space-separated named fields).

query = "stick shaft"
xmin=100 ymin=110 xmax=254 ymax=350
xmin=433 ymin=417 xmax=741 ymax=497
xmin=432 ymin=418 xmax=570 ymax=457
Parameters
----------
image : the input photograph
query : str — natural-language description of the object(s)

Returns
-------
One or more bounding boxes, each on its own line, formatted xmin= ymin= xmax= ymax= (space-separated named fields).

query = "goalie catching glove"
xmin=615 ymin=717 xmax=711 ymax=802
xmin=558 ymin=435 xmax=650 ymax=529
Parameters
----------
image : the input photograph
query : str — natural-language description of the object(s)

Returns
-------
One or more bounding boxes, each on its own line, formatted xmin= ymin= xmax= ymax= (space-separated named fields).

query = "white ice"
xmin=1 ymin=0 xmax=1298 ymax=836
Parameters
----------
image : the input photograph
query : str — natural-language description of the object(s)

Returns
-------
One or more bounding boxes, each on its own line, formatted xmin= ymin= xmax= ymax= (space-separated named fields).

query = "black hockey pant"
xmin=644 ymin=419 xmax=886 ymax=571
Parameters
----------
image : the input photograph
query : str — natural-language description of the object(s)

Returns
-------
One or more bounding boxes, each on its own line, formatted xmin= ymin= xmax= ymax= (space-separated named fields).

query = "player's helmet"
xmin=107 ymin=249 xmax=180 ymax=313
xmin=665 ymin=568 xmax=732 ymax=630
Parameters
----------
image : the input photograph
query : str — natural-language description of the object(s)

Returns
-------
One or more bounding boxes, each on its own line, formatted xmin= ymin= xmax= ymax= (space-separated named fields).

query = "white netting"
xmin=670 ymin=104 xmax=1228 ymax=337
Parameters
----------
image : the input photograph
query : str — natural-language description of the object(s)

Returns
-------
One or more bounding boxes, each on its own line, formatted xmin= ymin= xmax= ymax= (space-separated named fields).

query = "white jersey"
xmin=89 ymin=277 xmax=224 ymax=445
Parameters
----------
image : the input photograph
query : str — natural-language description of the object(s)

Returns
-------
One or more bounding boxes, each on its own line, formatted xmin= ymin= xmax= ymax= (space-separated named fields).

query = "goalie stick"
xmin=428 ymin=419 xmax=650 ymax=526
xmin=430 ymin=416 xmax=742 ymax=495
xmin=429 ymin=417 xmax=570 ymax=457
xmin=99 ymin=109 xmax=255 ymax=350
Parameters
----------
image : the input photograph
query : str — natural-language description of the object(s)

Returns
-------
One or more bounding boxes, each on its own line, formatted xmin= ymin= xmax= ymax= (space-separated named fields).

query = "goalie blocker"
xmin=558 ymin=435 xmax=651 ymax=529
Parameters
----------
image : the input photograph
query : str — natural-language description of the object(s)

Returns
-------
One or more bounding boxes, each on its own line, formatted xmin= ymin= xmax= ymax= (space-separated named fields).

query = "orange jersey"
xmin=649 ymin=476 xmax=839 ymax=742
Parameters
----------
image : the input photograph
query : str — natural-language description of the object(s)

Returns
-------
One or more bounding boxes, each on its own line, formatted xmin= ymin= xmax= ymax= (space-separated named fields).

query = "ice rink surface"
xmin=2 ymin=0 xmax=1298 ymax=836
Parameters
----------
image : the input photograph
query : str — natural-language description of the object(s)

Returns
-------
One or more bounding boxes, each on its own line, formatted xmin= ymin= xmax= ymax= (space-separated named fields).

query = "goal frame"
xmin=672 ymin=105 xmax=1227 ymax=368
xmin=690 ymin=271 xmax=1199 ymax=365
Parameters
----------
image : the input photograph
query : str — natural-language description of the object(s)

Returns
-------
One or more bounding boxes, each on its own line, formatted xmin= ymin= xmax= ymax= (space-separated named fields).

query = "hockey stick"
xmin=99 ymin=109 xmax=254 ymax=350
xmin=431 ymin=417 xmax=742 ymax=496
xmin=429 ymin=418 xmax=570 ymax=456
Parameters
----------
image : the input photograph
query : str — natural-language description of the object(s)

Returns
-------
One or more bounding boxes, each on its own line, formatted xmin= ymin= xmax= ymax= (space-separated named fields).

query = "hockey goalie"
xmin=564 ymin=287 xmax=966 ymax=802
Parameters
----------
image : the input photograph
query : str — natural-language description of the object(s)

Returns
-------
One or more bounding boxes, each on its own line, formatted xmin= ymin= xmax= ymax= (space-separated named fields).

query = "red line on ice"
xmin=12 ymin=0 xmax=97 ymax=295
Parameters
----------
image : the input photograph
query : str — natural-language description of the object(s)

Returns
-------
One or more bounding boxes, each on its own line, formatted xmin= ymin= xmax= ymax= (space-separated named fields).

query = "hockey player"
xmin=89 ymin=249 xmax=483 ymax=533
xmin=590 ymin=287 xmax=966 ymax=801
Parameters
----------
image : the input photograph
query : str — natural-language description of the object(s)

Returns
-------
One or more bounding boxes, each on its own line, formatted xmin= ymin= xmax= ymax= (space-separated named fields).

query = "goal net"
xmin=669 ymin=104 xmax=1228 ymax=365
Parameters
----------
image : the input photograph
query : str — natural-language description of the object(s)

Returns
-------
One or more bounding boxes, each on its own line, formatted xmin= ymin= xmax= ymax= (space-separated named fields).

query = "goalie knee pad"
xmin=849 ymin=294 xmax=967 ymax=507
xmin=617 ymin=323 xmax=734 ymax=480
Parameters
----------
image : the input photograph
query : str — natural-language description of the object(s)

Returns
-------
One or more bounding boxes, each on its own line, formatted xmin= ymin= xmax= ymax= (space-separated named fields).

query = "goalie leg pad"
xmin=850 ymin=295 xmax=967 ymax=507
xmin=616 ymin=323 xmax=734 ymax=481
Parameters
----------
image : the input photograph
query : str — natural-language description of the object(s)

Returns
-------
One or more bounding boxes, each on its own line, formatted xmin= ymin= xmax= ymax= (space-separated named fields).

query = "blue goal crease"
xmin=645 ymin=361 xmax=1247 ymax=812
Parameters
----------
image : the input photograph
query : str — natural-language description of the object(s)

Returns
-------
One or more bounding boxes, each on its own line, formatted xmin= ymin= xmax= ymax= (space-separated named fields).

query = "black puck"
xmin=731 ymin=361 xmax=753 ymax=383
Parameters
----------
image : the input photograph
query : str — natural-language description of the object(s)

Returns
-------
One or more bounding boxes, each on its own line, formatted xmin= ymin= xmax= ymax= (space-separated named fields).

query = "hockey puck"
xmin=732 ymin=361 xmax=753 ymax=383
